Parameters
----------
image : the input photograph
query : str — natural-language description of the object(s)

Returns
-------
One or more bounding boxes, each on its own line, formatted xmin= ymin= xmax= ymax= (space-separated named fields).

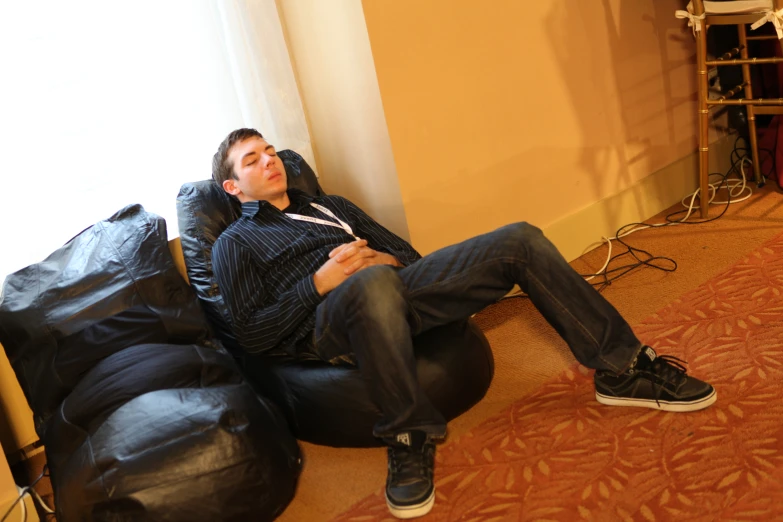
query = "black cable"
xmin=579 ymin=167 xmax=733 ymax=290
xmin=500 ymin=134 xmax=757 ymax=299
xmin=758 ymin=148 xmax=776 ymax=180
xmin=732 ymin=133 xmax=777 ymax=181
xmin=576 ymin=136 xmax=751 ymax=291
xmin=663 ymin=172 xmax=733 ymax=224
xmin=0 ymin=467 xmax=48 ymax=522
xmin=584 ymin=226 xmax=680 ymax=293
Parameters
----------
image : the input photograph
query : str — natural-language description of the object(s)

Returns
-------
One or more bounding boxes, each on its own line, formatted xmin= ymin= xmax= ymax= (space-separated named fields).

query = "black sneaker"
xmin=385 ymin=430 xmax=436 ymax=519
xmin=594 ymin=346 xmax=717 ymax=412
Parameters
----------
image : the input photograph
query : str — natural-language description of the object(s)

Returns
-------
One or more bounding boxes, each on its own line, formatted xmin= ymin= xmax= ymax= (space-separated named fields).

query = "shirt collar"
xmin=240 ymin=188 xmax=314 ymax=218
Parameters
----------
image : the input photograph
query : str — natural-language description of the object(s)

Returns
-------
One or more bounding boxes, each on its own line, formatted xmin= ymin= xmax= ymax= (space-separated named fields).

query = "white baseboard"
xmin=543 ymin=135 xmax=737 ymax=262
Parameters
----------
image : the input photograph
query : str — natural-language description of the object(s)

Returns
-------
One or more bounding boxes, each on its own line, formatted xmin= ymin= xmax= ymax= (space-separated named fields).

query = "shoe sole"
xmin=386 ymin=488 xmax=435 ymax=519
xmin=595 ymin=388 xmax=717 ymax=412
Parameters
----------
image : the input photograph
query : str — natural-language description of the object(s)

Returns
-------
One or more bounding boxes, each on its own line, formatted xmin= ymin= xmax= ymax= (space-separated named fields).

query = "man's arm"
xmin=330 ymin=196 xmax=422 ymax=266
xmin=212 ymin=237 xmax=323 ymax=354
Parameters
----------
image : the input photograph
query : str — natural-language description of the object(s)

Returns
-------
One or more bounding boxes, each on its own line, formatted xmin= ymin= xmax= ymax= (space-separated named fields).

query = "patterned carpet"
xmin=334 ymin=232 xmax=783 ymax=521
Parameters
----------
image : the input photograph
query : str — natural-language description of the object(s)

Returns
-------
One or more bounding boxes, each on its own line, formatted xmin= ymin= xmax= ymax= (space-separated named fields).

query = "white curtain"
xmin=0 ymin=0 xmax=313 ymax=282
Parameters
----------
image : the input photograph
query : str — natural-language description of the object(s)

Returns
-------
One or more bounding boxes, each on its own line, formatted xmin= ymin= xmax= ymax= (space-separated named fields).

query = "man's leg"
xmin=398 ymin=222 xmax=714 ymax=413
xmin=313 ymin=222 xmax=714 ymax=519
xmin=312 ymin=266 xmax=448 ymax=439
xmin=316 ymin=221 xmax=714 ymax=432
xmin=399 ymin=222 xmax=641 ymax=372
xmin=311 ymin=265 xmax=444 ymax=519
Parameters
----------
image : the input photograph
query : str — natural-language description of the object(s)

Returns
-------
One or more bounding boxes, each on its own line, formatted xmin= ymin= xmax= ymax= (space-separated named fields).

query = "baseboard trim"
xmin=543 ymin=134 xmax=737 ymax=262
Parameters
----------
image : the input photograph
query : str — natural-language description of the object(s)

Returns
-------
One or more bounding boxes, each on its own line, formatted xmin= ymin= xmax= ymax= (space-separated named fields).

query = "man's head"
xmin=212 ymin=128 xmax=287 ymax=203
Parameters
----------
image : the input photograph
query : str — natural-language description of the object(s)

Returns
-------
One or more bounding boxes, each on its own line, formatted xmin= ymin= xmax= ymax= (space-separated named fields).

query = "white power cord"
xmin=1 ymin=466 xmax=55 ymax=522
xmin=29 ymin=488 xmax=54 ymax=515
xmin=15 ymin=487 xmax=27 ymax=522
xmin=0 ymin=486 xmax=27 ymax=522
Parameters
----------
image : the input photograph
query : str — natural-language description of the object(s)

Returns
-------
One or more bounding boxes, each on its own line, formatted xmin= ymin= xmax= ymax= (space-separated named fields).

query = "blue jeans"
xmin=309 ymin=223 xmax=642 ymax=440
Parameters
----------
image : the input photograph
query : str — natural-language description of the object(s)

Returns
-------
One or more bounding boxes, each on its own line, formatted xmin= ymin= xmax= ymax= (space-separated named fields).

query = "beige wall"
xmin=276 ymin=1 xmax=718 ymax=260
xmin=360 ymin=0 xmax=706 ymax=256
xmin=276 ymin=0 xmax=412 ymax=241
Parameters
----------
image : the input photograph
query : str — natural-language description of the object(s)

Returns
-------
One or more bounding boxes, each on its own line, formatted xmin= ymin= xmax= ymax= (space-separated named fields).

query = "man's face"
xmin=224 ymin=136 xmax=287 ymax=203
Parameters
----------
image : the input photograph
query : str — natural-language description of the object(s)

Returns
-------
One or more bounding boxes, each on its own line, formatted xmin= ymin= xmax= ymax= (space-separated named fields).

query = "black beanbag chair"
xmin=177 ymin=150 xmax=494 ymax=447
xmin=0 ymin=205 xmax=210 ymax=434
xmin=0 ymin=205 xmax=301 ymax=521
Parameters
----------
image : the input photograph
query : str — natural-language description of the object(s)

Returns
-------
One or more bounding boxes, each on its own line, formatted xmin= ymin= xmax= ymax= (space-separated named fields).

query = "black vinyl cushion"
xmin=44 ymin=343 xmax=301 ymax=522
xmin=54 ymin=384 xmax=300 ymax=522
xmin=244 ymin=320 xmax=494 ymax=447
xmin=0 ymin=205 xmax=302 ymax=521
xmin=176 ymin=150 xmax=494 ymax=447
xmin=0 ymin=204 xmax=211 ymax=434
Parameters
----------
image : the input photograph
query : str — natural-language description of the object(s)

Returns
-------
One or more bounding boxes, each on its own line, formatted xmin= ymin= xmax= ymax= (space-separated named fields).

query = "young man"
xmin=211 ymin=128 xmax=717 ymax=520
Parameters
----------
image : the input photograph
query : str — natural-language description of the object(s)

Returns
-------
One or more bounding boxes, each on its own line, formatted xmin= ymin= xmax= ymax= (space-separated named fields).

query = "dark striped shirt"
xmin=212 ymin=189 xmax=422 ymax=355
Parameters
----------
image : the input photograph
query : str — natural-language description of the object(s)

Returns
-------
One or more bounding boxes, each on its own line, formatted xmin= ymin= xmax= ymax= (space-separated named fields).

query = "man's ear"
xmin=222 ymin=178 xmax=241 ymax=196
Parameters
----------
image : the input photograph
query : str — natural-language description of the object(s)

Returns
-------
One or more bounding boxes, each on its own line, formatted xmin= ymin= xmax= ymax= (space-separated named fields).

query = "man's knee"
xmin=500 ymin=222 xmax=543 ymax=242
xmin=339 ymin=265 xmax=405 ymax=305
xmin=494 ymin=222 xmax=547 ymax=253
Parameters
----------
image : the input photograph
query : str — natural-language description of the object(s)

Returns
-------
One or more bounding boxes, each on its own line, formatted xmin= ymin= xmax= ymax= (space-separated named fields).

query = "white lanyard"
xmin=286 ymin=203 xmax=359 ymax=240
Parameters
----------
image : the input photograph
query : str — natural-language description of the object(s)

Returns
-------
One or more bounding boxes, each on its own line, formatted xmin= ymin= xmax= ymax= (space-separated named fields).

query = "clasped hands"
xmin=313 ymin=239 xmax=400 ymax=295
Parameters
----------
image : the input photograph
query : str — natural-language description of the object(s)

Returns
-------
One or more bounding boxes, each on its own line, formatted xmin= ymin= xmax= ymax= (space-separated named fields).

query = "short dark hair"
xmin=212 ymin=128 xmax=264 ymax=190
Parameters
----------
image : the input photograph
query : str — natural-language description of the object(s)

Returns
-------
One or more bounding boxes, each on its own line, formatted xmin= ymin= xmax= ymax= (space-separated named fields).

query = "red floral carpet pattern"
xmin=334 ymin=234 xmax=783 ymax=521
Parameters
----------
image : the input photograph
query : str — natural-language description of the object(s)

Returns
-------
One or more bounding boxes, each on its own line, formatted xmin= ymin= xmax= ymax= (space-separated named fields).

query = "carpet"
xmin=333 ymin=232 xmax=783 ymax=521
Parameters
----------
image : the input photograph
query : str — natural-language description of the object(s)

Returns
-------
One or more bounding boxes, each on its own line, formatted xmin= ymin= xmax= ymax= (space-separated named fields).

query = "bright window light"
xmin=0 ymin=1 xmax=309 ymax=282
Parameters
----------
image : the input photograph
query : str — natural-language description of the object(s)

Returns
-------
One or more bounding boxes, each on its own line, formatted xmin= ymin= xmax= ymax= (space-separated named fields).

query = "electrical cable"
xmin=28 ymin=489 xmax=54 ymax=516
xmin=0 ymin=468 xmax=47 ymax=522
xmin=502 ymin=133 xmax=758 ymax=299
xmin=4 ymin=487 xmax=25 ymax=522
xmin=583 ymin=141 xmax=754 ymax=290
xmin=583 ymin=159 xmax=744 ymax=292
xmin=731 ymin=134 xmax=777 ymax=181
xmin=29 ymin=466 xmax=54 ymax=517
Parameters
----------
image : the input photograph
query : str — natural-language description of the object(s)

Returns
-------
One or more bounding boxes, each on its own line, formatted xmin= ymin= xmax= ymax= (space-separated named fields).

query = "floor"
xmin=277 ymin=181 xmax=783 ymax=521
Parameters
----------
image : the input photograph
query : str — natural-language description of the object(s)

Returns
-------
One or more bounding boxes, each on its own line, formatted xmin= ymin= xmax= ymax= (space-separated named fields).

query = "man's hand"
xmin=328 ymin=239 xmax=369 ymax=264
xmin=330 ymin=239 xmax=400 ymax=275
xmin=313 ymin=239 xmax=401 ymax=295
xmin=312 ymin=255 xmax=352 ymax=296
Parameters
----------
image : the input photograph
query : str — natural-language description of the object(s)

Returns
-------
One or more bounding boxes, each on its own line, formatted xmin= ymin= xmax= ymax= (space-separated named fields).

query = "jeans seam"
xmin=405 ymin=259 xmax=511 ymax=335
xmin=407 ymin=300 xmax=423 ymax=336
xmin=406 ymin=257 xmax=516 ymax=299
xmin=314 ymin=316 xmax=340 ymax=362
xmin=526 ymin=268 xmax=624 ymax=374
xmin=405 ymin=256 xmax=526 ymax=339
xmin=406 ymin=253 xmax=627 ymax=374
xmin=316 ymin=325 xmax=357 ymax=365
xmin=315 ymin=322 xmax=331 ymax=346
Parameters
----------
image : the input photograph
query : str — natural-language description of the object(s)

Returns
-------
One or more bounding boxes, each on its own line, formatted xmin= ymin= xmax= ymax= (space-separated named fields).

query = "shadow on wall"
xmin=544 ymin=0 xmax=701 ymax=228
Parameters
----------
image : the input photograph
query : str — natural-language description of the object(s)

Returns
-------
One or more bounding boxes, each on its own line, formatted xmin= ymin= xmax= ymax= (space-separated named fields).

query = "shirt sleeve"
xmin=212 ymin=235 xmax=323 ymax=354
xmin=330 ymin=196 xmax=422 ymax=266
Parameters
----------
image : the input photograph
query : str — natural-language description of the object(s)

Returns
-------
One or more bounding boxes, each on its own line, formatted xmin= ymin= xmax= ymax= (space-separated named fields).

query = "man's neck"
xmin=265 ymin=191 xmax=291 ymax=211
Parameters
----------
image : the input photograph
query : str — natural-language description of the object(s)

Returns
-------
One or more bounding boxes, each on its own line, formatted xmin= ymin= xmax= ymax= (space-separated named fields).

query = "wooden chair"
xmin=677 ymin=0 xmax=783 ymax=217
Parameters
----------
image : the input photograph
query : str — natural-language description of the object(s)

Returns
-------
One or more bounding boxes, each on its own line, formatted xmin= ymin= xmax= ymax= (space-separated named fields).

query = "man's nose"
xmin=264 ymin=154 xmax=276 ymax=167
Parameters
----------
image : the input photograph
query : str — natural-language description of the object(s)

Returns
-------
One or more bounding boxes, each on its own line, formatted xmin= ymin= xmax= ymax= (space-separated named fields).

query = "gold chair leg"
xmin=697 ymin=25 xmax=710 ymax=218
xmin=738 ymin=24 xmax=763 ymax=184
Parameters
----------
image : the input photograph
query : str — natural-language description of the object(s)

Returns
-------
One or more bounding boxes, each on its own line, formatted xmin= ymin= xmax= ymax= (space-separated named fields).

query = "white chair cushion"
xmin=680 ymin=1 xmax=783 ymax=39
xmin=696 ymin=1 xmax=773 ymax=14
